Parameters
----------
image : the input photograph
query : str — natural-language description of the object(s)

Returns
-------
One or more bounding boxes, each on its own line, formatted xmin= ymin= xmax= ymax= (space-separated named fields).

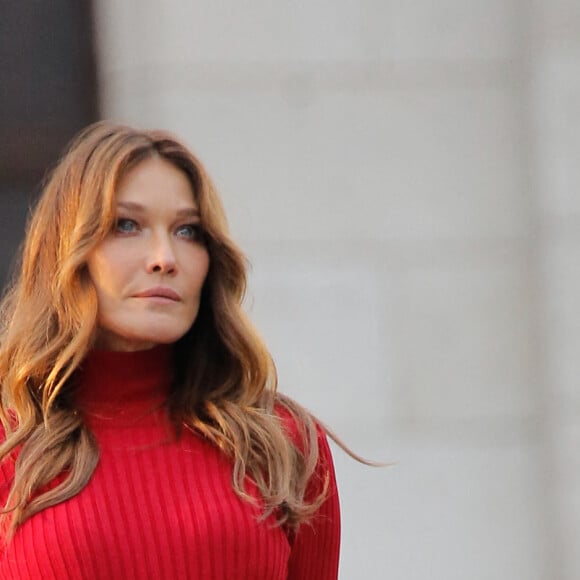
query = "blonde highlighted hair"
xmin=0 ymin=121 xmax=336 ymax=539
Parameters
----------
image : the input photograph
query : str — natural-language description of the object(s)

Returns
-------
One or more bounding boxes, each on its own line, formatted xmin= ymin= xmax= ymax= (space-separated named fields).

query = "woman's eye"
xmin=176 ymin=224 xmax=203 ymax=241
xmin=115 ymin=218 xmax=138 ymax=233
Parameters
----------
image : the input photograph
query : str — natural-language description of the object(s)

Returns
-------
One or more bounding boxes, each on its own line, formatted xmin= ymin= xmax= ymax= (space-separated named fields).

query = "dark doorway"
xmin=0 ymin=0 xmax=99 ymax=287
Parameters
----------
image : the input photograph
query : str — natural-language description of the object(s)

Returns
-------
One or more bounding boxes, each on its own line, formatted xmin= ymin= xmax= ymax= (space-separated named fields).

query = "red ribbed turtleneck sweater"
xmin=0 ymin=346 xmax=340 ymax=579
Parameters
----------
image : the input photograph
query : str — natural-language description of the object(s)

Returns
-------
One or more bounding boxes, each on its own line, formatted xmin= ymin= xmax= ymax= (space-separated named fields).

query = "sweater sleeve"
xmin=287 ymin=426 xmax=341 ymax=579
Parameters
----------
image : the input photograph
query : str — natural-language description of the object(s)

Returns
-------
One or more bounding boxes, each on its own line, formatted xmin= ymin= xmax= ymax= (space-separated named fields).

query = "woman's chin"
xmin=94 ymin=326 xmax=188 ymax=352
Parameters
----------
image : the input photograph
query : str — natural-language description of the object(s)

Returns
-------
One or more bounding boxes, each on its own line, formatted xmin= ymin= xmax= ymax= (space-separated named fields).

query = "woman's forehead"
xmin=115 ymin=156 xmax=199 ymax=210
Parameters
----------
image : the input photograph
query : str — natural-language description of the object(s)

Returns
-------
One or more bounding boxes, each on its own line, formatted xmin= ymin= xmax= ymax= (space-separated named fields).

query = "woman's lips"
xmin=133 ymin=287 xmax=181 ymax=301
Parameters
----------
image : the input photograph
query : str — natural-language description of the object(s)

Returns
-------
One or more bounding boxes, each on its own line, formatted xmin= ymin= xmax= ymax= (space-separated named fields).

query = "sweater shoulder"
xmin=273 ymin=396 xmax=322 ymax=449
xmin=0 ymin=423 xmax=15 ymax=501
xmin=273 ymin=395 xmax=334 ymax=477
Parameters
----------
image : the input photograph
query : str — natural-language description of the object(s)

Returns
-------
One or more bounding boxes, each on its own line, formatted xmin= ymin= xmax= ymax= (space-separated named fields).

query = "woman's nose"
xmin=146 ymin=234 xmax=177 ymax=275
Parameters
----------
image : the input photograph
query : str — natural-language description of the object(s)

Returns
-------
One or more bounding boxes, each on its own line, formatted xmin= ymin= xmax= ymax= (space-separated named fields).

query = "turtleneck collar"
xmin=75 ymin=344 xmax=174 ymax=425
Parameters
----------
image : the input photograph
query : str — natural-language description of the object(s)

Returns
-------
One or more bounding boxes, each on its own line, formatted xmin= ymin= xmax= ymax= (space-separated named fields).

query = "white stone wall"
xmin=530 ymin=1 xmax=580 ymax=579
xmin=92 ymin=1 xmax=574 ymax=578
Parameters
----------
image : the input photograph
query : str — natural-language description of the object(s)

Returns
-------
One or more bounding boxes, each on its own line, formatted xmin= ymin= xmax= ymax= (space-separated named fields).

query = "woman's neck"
xmin=75 ymin=344 xmax=174 ymax=425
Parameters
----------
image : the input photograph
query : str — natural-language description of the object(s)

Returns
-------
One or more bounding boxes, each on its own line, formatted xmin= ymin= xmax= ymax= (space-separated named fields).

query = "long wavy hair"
xmin=0 ymin=121 xmax=334 ymax=540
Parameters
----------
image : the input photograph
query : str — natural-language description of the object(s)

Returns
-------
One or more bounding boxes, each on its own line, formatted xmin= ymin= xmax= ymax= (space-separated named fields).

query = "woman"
xmin=0 ymin=122 xmax=341 ymax=579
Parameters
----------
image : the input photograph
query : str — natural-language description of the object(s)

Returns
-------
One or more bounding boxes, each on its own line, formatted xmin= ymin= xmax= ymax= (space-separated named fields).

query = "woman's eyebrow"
xmin=176 ymin=207 xmax=200 ymax=218
xmin=116 ymin=201 xmax=200 ymax=218
xmin=116 ymin=201 xmax=146 ymax=213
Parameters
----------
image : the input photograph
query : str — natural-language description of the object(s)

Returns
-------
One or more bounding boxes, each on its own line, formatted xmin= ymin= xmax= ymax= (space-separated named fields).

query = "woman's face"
xmin=86 ymin=156 xmax=210 ymax=351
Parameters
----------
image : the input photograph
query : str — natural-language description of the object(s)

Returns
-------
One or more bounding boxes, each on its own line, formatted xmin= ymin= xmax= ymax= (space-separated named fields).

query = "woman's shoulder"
xmin=0 ymin=412 xmax=21 ymax=465
xmin=273 ymin=394 xmax=318 ymax=438
xmin=0 ymin=411 xmax=18 ymax=446
xmin=272 ymin=394 xmax=333 ymax=465
xmin=0 ymin=422 xmax=16 ymax=491
xmin=0 ymin=418 xmax=10 ymax=446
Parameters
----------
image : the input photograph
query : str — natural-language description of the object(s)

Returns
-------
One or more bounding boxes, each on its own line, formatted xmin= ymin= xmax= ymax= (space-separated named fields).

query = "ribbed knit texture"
xmin=0 ymin=346 xmax=340 ymax=579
